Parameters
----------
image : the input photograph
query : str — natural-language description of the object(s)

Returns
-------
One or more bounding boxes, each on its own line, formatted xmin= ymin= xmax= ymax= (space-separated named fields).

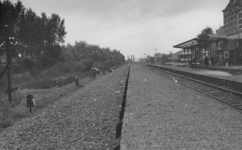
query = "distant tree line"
xmin=0 ymin=0 xmax=125 ymax=71
xmin=63 ymin=41 xmax=125 ymax=69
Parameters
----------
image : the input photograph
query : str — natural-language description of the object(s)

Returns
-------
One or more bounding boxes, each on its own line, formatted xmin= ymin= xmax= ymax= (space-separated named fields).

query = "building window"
xmin=239 ymin=19 xmax=242 ymax=24
xmin=239 ymin=25 xmax=242 ymax=29
xmin=239 ymin=13 xmax=242 ymax=18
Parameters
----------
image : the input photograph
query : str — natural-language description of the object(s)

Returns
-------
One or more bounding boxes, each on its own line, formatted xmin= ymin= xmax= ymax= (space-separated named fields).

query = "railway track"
xmin=149 ymin=66 xmax=242 ymax=111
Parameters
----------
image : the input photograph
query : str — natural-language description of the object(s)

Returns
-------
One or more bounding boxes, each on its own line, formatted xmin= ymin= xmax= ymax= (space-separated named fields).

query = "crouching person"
xmin=26 ymin=94 xmax=36 ymax=113
xmin=91 ymin=67 xmax=98 ymax=79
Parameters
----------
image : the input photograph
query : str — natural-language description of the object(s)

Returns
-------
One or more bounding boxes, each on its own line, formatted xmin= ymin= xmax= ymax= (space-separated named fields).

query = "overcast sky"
xmin=12 ymin=0 xmax=228 ymax=59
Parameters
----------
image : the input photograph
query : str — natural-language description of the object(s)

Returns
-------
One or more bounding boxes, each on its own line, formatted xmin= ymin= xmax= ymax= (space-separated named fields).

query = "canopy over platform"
xmin=173 ymin=38 xmax=198 ymax=49
xmin=208 ymin=34 xmax=227 ymax=40
xmin=227 ymin=33 xmax=242 ymax=39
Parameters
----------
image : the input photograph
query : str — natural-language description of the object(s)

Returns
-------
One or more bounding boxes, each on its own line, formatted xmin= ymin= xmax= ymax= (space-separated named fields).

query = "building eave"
xmin=173 ymin=38 xmax=198 ymax=49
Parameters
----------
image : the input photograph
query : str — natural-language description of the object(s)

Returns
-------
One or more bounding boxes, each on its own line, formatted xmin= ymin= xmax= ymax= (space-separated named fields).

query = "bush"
xmin=74 ymin=61 xmax=85 ymax=72
xmin=22 ymin=58 xmax=34 ymax=70
xmin=0 ymin=77 xmax=7 ymax=90
xmin=55 ymin=60 xmax=87 ymax=74
xmin=57 ymin=61 xmax=75 ymax=73
xmin=12 ymin=61 xmax=26 ymax=74
xmin=40 ymin=66 xmax=61 ymax=78
xmin=11 ymin=112 xmax=29 ymax=120
xmin=29 ymin=68 xmax=41 ymax=76
xmin=39 ymin=60 xmax=86 ymax=79
xmin=0 ymin=99 xmax=12 ymax=129
xmin=24 ymin=76 xmax=75 ymax=89
xmin=79 ymin=58 xmax=93 ymax=69
xmin=0 ymin=118 xmax=12 ymax=128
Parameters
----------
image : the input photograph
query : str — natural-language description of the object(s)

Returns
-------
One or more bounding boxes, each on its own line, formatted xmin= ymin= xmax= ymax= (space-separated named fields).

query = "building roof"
xmin=173 ymin=50 xmax=183 ymax=55
xmin=173 ymin=38 xmax=198 ymax=49
xmin=223 ymin=0 xmax=234 ymax=12
xmin=215 ymin=26 xmax=224 ymax=35
xmin=223 ymin=0 xmax=242 ymax=12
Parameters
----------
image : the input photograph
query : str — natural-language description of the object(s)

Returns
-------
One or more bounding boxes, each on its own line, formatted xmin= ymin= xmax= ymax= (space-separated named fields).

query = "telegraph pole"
xmin=6 ymin=25 xmax=12 ymax=102
xmin=109 ymin=52 xmax=112 ymax=69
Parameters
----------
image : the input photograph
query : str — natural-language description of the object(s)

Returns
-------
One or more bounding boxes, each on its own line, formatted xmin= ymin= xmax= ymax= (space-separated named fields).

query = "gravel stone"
xmin=0 ymin=65 xmax=129 ymax=150
xmin=121 ymin=64 xmax=242 ymax=150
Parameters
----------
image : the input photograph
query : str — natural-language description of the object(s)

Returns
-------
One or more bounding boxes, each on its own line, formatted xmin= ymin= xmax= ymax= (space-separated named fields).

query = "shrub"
xmin=11 ymin=61 xmax=26 ymax=74
xmin=79 ymin=58 xmax=93 ymax=69
xmin=29 ymin=68 xmax=41 ymax=76
xmin=0 ymin=77 xmax=7 ymax=90
xmin=10 ymin=112 xmax=29 ymax=120
xmin=24 ymin=76 xmax=75 ymax=89
xmin=0 ymin=118 xmax=12 ymax=128
xmin=22 ymin=58 xmax=33 ymax=70
xmin=57 ymin=61 xmax=74 ymax=73
xmin=0 ymin=99 xmax=12 ymax=129
xmin=73 ymin=61 xmax=85 ymax=72
xmin=40 ymin=65 xmax=61 ymax=78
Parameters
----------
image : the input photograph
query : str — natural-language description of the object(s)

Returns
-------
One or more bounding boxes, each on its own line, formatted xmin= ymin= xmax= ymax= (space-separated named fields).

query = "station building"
xmin=173 ymin=0 xmax=242 ymax=65
xmin=173 ymin=38 xmax=199 ymax=62
xmin=222 ymin=0 xmax=242 ymax=64
xmin=171 ymin=50 xmax=183 ymax=62
xmin=154 ymin=53 xmax=163 ymax=63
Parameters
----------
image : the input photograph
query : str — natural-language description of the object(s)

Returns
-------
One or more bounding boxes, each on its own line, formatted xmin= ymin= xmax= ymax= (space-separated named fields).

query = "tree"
xmin=0 ymin=0 xmax=22 ymax=37
xmin=46 ymin=13 xmax=66 ymax=45
xmin=74 ymin=41 xmax=88 ymax=60
xmin=197 ymin=27 xmax=214 ymax=51
xmin=40 ymin=44 xmax=62 ymax=68
xmin=1 ymin=0 xmax=68 ymax=70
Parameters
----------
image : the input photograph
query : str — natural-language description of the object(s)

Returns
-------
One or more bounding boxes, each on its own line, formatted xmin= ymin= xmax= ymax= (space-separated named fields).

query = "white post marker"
xmin=32 ymin=99 xmax=36 ymax=106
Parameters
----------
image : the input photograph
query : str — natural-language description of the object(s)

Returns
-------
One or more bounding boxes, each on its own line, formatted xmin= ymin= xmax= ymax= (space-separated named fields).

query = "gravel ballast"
xmin=0 ymin=65 xmax=129 ymax=150
xmin=121 ymin=64 xmax=242 ymax=150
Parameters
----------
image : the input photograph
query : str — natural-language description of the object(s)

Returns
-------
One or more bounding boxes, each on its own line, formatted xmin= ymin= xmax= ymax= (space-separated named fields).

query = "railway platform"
xmin=120 ymin=64 xmax=242 ymax=150
xmin=151 ymin=63 xmax=242 ymax=83
xmin=165 ymin=62 xmax=242 ymax=70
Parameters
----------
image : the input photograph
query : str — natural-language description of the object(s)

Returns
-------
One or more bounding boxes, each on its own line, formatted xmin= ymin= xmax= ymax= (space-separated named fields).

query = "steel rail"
xmin=150 ymin=67 xmax=242 ymax=111
xmin=158 ymin=68 xmax=242 ymax=96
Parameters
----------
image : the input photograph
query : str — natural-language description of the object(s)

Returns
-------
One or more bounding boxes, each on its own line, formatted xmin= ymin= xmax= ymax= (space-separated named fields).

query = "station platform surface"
xmin=150 ymin=63 xmax=242 ymax=83
xmin=166 ymin=62 xmax=242 ymax=70
xmin=121 ymin=64 xmax=242 ymax=150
